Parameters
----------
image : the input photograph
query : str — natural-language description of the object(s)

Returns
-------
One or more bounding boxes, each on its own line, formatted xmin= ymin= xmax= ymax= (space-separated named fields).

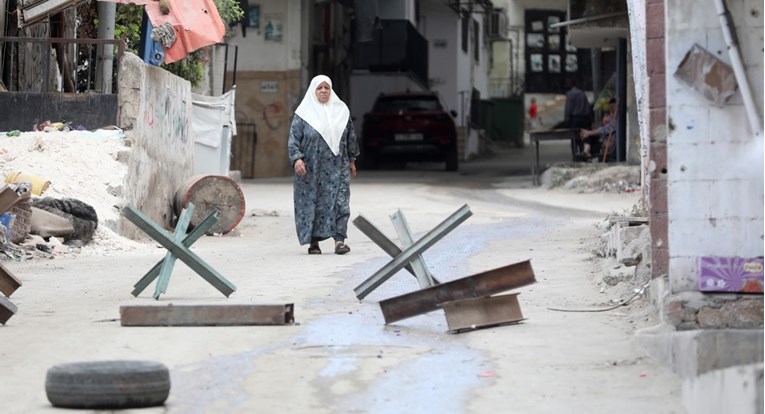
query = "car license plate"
xmin=394 ymin=133 xmax=423 ymax=141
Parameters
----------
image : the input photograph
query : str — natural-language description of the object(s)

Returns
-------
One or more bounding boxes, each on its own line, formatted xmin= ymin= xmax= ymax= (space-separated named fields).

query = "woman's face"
xmin=315 ymin=81 xmax=331 ymax=104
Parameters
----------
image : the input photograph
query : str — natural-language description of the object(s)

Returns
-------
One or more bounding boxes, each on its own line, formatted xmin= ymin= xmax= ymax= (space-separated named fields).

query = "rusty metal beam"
xmin=354 ymin=204 xmax=472 ymax=299
xmin=120 ymin=304 xmax=294 ymax=326
xmin=0 ymin=296 xmax=17 ymax=325
xmin=0 ymin=262 xmax=22 ymax=297
xmin=441 ymin=293 xmax=525 ymax=333
xmin=379 ymin=260 xmax=536 ymax=324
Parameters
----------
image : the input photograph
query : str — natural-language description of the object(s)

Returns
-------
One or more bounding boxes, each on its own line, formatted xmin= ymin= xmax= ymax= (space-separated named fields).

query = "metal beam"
xmin=120 ymin=304 xmax=294 ymax=326
xmin=122 ymin=206 xmax=236 ymax=298
xmin=131 ymin=210 xmax=220 ymax=297
xmin=379 ymin=259 xmax=536 ymax=324
xmin=153 ymin=204 xmax=194 ymax=299
xmin=354 ymin=204 xmax=472 ymax=299
xmin=352 ymin=214 xmax=441 ymax=284
xmin=441 ymin=293 xmax=524 ymax=333
xmin=390 ymin=209 xmax=435 ymax=288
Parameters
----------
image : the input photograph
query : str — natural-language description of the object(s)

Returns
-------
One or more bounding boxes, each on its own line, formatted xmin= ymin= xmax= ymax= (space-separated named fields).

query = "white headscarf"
xmin=294 ymin=75 xmax=350 ymax=156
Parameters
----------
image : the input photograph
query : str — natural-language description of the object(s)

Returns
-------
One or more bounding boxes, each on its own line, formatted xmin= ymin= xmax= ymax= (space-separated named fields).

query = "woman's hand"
xmin=294 ymin=159 xmax=307 ymax=177
xmin=579 ymin=129 xmax=592 ymax=139
xmin=349 ymin=160 xmax=357 ymax=177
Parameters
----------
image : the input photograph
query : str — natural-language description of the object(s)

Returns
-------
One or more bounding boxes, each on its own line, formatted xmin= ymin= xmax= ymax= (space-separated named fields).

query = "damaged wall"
xmin=117 ymin=52 xmax=195 ymax=240
xmin=665 ymin=0 xmax=763 ymax=293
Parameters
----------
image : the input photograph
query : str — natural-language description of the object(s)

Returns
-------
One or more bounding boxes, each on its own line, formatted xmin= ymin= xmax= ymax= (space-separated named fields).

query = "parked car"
xmin=360 ymin=91 xmax=459 ymax=171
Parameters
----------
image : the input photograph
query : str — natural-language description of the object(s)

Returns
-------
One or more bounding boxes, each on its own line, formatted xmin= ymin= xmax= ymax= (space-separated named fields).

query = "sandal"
xmin=308 ymin=245 xmax=321 ymax=255
xmin=334 ymin=242 xmax=350 ymax=255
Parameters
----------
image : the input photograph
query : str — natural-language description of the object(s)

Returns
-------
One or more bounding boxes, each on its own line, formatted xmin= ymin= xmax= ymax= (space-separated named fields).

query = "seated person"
xmin=579 ymin=98 xmax=617 ymax=161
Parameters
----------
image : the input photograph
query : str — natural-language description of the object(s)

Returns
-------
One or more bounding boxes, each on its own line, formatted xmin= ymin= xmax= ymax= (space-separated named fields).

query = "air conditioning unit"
xmin=488 ymin=8 xmax=508 ymax=40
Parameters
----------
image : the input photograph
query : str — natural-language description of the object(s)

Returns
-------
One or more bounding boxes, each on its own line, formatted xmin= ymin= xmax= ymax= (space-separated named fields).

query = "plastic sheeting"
xmin=191 ymin=88 xmax=236 ymax=175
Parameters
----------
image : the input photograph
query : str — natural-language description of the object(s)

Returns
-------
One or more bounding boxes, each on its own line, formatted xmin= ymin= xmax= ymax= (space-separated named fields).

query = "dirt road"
xmin=0 ymin=160 xmax=685 ymax=413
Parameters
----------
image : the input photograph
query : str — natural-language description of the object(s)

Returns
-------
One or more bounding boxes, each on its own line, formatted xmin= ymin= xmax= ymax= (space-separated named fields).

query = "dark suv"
xmin=361 ymin=91 xmax=459 ymax=171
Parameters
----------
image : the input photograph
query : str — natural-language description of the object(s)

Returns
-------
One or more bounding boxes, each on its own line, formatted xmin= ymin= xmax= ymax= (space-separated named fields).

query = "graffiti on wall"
xmin=140 ymin=72 xmax=190 ymax=144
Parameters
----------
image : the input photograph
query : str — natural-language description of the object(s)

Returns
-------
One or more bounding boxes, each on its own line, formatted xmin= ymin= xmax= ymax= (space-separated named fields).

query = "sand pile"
xmin=0 ymin=130 xmax=154 ymax=256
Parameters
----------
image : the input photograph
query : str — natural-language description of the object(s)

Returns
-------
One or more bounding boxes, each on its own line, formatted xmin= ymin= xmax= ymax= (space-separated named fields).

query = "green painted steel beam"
xmin=131 ymin=210 xmax=220 ymax=297
xmin=352 ymin=214 xmax=441 ymax=285
xmin=354 ymin=204 xmax=472 ymax=300
xmin=153 ymin=204 xmax=194 ymax=299
xmin=123 ymin=205 xmax=236 ymax=298
xmin=390 ymin=209 xmax=436 ymax=289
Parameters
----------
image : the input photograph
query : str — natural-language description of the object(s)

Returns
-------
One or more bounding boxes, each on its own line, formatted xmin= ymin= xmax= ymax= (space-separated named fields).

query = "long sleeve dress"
xmin=287 ymin=114 xmax=360 ymax=245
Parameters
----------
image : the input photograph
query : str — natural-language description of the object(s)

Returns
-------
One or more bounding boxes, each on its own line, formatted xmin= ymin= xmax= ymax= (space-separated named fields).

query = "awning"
xmin=98 ymin=0 xmax=225 ymax=64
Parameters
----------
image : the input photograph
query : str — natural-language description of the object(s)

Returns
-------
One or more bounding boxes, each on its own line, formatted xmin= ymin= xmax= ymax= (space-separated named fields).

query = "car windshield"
xmin=374 ymin=96 xmax=442 ymax=112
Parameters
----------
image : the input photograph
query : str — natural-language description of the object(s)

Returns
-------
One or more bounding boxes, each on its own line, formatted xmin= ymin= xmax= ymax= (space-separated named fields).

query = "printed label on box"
xmin=698 ymin=256 xmax=764 ymax=293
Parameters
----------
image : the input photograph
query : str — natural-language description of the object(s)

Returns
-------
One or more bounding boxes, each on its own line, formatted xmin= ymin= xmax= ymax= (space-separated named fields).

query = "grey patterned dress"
xmin=288 ymin=115 xmax=360 ymax=245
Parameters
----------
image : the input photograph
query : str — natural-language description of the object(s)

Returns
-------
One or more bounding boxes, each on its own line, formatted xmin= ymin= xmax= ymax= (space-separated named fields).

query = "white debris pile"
xmin=0 ymin=130 xmax=153 ymax=255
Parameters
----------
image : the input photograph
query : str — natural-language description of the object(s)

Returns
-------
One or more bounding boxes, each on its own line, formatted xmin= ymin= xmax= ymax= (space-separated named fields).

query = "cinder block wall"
xmin=117 ymin=53 xmax=195 ymax=240
xmin=665 ymin=0 xmax=764 ymax=293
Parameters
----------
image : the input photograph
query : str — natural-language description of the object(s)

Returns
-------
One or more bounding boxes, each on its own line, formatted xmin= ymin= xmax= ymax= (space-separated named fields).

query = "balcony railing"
xmin=352 ymin=19 xmax=428 ymax=87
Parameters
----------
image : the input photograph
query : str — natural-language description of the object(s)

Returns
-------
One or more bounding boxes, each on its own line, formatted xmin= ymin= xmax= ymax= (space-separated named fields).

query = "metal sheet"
xmin=354 ymin=204 xmax=472 ymax=299
xmin=441 ymin=293 xmax=524 ymax=333
xmin=120 ymin=304 xmax=294 ymax=326
xmin=0 ymin=296 xmax=17 ymax=325
xmin=379 ymin=260 xmax=536 ymax=324
xmin=0 ymin=262 xmax=22 ymax=298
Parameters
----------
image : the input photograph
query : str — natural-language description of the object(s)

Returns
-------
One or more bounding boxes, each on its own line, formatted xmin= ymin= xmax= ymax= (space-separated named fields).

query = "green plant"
xmin=97 ymin=0 xmax=242 ymax=87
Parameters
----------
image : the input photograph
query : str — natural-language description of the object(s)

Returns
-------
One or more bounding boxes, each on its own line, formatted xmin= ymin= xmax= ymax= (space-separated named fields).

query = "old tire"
xmin=45 ymin=360 xmax=170 ymax=409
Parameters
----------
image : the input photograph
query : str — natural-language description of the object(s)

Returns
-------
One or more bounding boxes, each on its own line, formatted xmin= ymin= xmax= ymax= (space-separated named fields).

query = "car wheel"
xmin=445 ymin=148 xmax=459 ymax=171
xmin=46 ymin=360 xmax=171 ymax=409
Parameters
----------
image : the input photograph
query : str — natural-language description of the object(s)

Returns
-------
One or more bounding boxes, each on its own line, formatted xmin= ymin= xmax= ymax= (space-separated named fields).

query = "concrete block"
xmin=667 ymin=180 xmax=712 ymax=220
xmin=635 ymin=329 xmax=764 ymax=379
xmin=667 ymin=219 xmax=703 ymax=256
xmin=744 ymin=0 xmax=764 ymax=28
xmin=709 ymin=179 xmax=763 ymax=220
xmin=668 ymin=255 xmax=702 ymax=294
xmin=667 ymin=0 xmax=719 ymax=31
xmin=681 ymin=363 xmax=764 ymax=414
xmin=667 ymin=105 xmax=710 ymax=144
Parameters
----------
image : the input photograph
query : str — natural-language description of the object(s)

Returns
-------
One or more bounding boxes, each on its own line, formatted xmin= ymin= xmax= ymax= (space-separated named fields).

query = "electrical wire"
xmin=547 ymin=281 xmax=650 ymax=313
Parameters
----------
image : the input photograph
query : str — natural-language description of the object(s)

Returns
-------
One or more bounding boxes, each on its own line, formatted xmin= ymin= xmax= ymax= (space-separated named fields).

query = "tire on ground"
xmin=45 ymin=360 xmax=170 ymax=409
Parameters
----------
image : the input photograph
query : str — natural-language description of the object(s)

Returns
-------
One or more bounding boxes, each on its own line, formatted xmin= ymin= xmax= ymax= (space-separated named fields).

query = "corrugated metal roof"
xmin=99 ymin=0 xmax=225 ymax=63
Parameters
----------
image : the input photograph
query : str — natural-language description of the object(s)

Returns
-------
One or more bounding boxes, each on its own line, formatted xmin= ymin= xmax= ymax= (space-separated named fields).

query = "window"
xmin=461 ymin=14 xmax=469 ymax=53
xmin=473 ymin=19 xmax=480 ymax=62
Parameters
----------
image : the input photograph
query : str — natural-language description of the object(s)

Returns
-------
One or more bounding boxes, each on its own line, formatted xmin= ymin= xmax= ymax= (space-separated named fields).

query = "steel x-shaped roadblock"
xmin=353 ymin=204 xmax=537 ymax=332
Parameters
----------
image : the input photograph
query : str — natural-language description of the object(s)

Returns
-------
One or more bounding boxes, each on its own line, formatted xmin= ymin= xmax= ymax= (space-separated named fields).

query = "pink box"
xmin=698 ymin=256 xmax=764 ymax=293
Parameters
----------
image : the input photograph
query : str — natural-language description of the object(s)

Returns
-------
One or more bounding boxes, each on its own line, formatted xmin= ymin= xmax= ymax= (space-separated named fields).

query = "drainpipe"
xmin=97 ymin=1 xmax=116 ymax=94
xmin=712 ymin=0 xmax=762 ymax=136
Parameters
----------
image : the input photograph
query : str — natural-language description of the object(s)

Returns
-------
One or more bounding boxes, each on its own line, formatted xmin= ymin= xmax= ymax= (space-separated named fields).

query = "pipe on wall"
xmin=712 ymin=0 xmax=762 ymax=136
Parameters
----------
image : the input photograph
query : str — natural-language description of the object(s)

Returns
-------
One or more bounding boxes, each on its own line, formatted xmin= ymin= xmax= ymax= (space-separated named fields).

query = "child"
xmin=528 ymin=98 xmax=538 ymax=130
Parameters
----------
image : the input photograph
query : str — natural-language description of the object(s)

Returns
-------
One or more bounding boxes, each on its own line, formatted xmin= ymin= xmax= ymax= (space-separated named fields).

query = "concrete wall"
xmin=665 ymin=0 xmax=764 ymax=293
xmin=117 ymin=53 xmax=195 ymax=240
xmin=421 ymin=4 xmax=459 ymax=116
xmin=627 ymin=0 xmax=650 ymax=191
